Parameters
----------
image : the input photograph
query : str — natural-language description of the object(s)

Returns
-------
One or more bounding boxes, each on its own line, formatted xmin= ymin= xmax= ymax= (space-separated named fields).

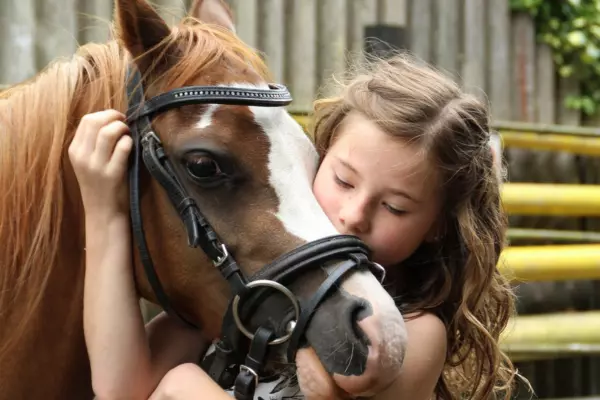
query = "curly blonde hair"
xmin=310 ymin=52 xmax=524 ymax=400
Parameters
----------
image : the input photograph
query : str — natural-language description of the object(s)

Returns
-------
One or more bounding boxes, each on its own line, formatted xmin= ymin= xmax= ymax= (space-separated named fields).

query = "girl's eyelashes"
xmin=334 ymin=171 xmax=407 ymax=216
xmin=383 ymin=203 xmax=406 ymax=216
xmin=334 ymin=174 xmax=353 ymax=189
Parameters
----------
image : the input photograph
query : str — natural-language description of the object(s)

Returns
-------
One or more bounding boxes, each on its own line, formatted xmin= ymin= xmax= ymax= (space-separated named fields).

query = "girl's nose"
xmin=339 ymin=200 xmax=370 ymax=234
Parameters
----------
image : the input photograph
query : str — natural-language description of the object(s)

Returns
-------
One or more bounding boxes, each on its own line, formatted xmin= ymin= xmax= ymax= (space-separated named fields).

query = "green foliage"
xmin=510 ymin=0 xmax=600 ymax=115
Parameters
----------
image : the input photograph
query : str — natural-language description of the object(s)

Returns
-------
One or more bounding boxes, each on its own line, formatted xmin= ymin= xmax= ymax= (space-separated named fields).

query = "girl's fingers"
xmin=107 ymin=135 xmax=133 ymax=176
xmin=74 ymin=110 xmax=126 ymax=157
xmin=296 ymin=348 xmax=343 ymax=400
xmin=94 ymin=120 xmax=130 ymax=164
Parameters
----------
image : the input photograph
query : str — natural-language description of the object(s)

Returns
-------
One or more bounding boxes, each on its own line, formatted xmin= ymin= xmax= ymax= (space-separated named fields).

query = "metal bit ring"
xmin=232 ymin=279 xmax=300 ymax=346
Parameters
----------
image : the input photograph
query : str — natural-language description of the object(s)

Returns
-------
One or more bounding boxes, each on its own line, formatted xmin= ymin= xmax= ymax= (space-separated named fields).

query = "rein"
xmin=125 ymin=66 xmax=385 ymax=399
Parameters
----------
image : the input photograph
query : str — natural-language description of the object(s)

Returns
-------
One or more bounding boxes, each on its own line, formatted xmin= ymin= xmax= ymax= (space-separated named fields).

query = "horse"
xmin=0 ymin=0 xmax=407 ymax=398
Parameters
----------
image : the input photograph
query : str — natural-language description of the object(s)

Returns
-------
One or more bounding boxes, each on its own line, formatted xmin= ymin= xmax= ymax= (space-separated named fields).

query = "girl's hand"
xmin=68 ymin=109 xmax=133 ymax=218
xmin=296 ymin=348 xmax=349 ymax=400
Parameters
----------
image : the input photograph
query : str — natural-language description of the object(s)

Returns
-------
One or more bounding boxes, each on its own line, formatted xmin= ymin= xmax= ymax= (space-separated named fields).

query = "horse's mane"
xmin=0 ymin=15 xmax=271 ymax=360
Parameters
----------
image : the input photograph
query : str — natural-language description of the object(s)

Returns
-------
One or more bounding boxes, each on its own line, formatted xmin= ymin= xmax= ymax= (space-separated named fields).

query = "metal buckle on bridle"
xmin=213 ymin=243 xmax=229 ymax=268
xmin=141 ymin=129 xmax=161 ymax=145
xmin=372 ymin=262 xmax=386 ymax=283
xmin=238 ymin=365 xmax=259 ymax=388
xmin=231 ymin=279 xmax=300 ymax=346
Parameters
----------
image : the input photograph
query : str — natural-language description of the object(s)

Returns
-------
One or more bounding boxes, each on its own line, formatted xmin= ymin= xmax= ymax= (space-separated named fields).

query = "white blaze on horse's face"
xmin=196 ymin=104 xmax=219 ymax=129
xmin=248 ymin=105 xmax=340 ymax=241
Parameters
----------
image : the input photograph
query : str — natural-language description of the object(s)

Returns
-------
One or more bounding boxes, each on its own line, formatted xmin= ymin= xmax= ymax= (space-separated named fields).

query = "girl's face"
xmin=313 ymin=111 xmax=443 ymax=268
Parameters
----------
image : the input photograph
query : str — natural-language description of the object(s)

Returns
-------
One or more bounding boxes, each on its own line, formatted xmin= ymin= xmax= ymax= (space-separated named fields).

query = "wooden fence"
xmin=2 ymin=0 xmax=600 ymax=398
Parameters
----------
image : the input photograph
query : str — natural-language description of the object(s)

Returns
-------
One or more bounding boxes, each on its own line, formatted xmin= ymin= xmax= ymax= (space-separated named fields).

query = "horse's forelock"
xmin=159 ymin=18 xmax=272 ymax=89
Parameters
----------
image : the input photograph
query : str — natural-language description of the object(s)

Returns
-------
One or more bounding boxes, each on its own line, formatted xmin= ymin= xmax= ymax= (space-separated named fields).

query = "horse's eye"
xmin=186 ymin=156 xmax=222 ymax=180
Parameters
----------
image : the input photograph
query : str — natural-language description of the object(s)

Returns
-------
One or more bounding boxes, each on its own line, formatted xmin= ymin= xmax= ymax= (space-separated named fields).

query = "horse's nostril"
xmin=304 ymin=291 xmax=376 ymax=376
xmin=350 ymin=301 xmax=373 ymax=347
xmin=353 ymin=300 xmax=373 ymax=322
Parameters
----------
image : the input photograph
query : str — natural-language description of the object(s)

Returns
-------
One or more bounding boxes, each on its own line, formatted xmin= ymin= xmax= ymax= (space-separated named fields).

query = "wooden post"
xmin=0 ymin=0 xmax=37 ymax=84
xmin=316 ymin=0 xmax=346 ymax=96
xmin=35 ymin=0 xmax=78 ymax=69
xmin=77 ymin=0 xmax=113 ymax=44
xmin=228 ymin=0 xmax=258 ymax=48
xmin=434 ymin=0 xmax=460 ymax=80
xmin=408 ymin=0 xmax=432 ymax=62
xmin=462 ymin=0 xmax=487 ymax=101
xmin=258 ymin=0 xmax=285 ymax=83
xmin=348 ymin=0 xmax=377 ymax=69
xmin=488 ymin=0 xmax=512 ymax=120
xmin=286 ymin=0 xmax=316 ymax=113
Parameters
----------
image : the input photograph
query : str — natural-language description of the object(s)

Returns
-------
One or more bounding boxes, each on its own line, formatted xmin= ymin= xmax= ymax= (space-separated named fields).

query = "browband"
xmin=128 ymin=83 xmax=292 ymax=119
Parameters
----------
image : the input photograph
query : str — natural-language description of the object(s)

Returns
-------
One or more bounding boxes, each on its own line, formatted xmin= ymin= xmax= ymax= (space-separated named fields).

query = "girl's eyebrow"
xmin=335 ymin=157 xmax=359 ymax=175
xmin=387 ymin=187 xmax=420 ymax=203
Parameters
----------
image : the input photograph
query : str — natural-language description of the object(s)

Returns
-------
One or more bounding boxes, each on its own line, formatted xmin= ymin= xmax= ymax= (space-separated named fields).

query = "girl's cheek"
xmin=315 ymin=182 xmax=338 ymax=212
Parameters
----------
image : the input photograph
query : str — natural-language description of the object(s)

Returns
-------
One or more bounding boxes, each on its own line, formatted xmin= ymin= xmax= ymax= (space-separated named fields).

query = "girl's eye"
xmin=334 ymin=174 xmax=353 ymax=189
xmin=186 ymin=156 xmax=222 ymax=180
xmin=384 ymin=203 xmax=405 ymax=216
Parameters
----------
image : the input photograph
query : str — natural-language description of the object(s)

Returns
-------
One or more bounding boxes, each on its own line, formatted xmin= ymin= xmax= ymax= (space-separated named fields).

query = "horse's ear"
xmin=189 ymin=0 xmax=236 ymax=32
xmin=114 ymin=0 xmax=174 ymax=75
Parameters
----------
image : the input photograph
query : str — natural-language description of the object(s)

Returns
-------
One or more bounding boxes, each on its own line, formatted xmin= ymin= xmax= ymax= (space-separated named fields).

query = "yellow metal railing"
xmin=507 ymin=228 xmax=600 ymax=243
xmin=499 ymin=244 xmax=600 ymax=282
xmin=500 ymin=311 xmax=600 ymax=361
xmin=493 ymin=120 xmax=600 ymax=138
xmin=500 ymin=131 xmax=600 ymax=156
xmin=502 ymin=183 xmax=600 ymax=216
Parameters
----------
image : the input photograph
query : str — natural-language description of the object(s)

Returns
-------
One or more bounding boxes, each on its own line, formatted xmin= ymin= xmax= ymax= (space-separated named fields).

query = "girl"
xmin=70 ymin=53 xmax=521 ymax=400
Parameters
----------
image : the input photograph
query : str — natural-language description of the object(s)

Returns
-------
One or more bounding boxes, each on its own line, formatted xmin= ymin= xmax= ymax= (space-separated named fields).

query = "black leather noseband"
xmin=125 ymin=66 xmax=385 ymax=399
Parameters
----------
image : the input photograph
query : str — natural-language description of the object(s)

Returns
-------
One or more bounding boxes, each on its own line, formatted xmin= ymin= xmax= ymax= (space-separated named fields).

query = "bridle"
xmin=125 ymin=66 xmax=386 ymax=398
xmin=125 ymin=66 xmax=385 ymax=399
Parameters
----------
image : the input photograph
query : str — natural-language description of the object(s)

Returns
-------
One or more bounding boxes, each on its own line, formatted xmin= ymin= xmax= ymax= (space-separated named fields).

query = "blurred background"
xmin=2 ymin=0 xmax=600 ymax=398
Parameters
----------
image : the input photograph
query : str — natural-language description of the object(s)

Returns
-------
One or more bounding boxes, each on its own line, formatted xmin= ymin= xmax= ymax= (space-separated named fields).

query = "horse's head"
xmin=116 ymin=0 xmax=407 ymax=395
